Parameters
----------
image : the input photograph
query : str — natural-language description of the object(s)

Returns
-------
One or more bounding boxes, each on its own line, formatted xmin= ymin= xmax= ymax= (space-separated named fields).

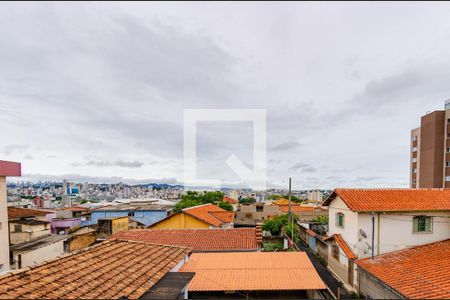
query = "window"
xmin=413 ymin=168 xmax=417 ymax=174
xmin=446 ymin=162 xmax=450 ymax=167
xmin=412 ymin=147 xmax=417 ymax=152
xmin=128 ymin=212 xmax=135 ymax=217
xmin=412 ymin=158 xmax=417 ymax=163
xmin=336 ymin=213 xmax=345 ymax=228
xmin=413 ymin=216 xmax=432 ymax=233
xmin=14 ymin=224 xmax=22 ymax=232
xmin=447 ymin=148 xmax=450 ymax=153
xmin=446 ymin=176 xmax=450 ymax=182
xmin=412 ymin=136 xmax=417 ymax=142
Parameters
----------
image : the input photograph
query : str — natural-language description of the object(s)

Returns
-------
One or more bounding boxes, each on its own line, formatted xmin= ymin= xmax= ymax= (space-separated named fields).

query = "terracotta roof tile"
xmin=0 ymin=240 xmax=191 ymax=299
xmin=356 ymin=240 xmax=450 ymax=299
xmin=183 ymin=204 xmax=234 ymax=227
xmin=7 ymin=207 xmax=48 ymax=219
xmin=279 ymin=206 xmax=314 ymax=212
xmin=222 ymin=196 xmax=238 ymax=204
xmin=180 ymin=252 xmax=326 ymax=291
xmin=110 ymin=228 xmax=259 ymax=252
xmin=323 ymin=188 xmax=450 ymax=212
xmin=325 ymin=234 xmax=356 ymax=259
xmin=272 ymin=198 xmax=292 ymax=205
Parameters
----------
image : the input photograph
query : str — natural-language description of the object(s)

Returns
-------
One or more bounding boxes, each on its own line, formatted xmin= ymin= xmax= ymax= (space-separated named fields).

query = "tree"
xmin=174 ymin=191 xmax=225 ymax=212
xmin=218 ymin=202 xmax=233 ymax=211
xmin=239 ymin=197 xmax=255 ymax=204
xmin=262 ymin=214 xmax=289 ymax=236
xmin=267 ymin=194 xmax=281 ymax=200
xmin=313 ymin=215 xmax=329 ymax=225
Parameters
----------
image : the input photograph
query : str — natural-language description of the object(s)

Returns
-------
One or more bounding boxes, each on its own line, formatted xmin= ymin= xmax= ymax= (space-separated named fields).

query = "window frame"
xmin=336 ymin=212 xmax=345 ymax=228
xmin=413 ymin=216 xmax=433 ymax=233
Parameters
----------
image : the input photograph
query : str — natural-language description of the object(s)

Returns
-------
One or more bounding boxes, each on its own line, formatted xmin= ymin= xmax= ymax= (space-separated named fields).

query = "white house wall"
xmin=362 ymin=211 xmax=450 ymax=256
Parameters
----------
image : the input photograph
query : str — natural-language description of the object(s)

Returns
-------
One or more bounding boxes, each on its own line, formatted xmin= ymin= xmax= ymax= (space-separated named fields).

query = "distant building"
xmin=0 ymin=161 xmax=21 ymax=272
xmin=410 ymin=100 xmax=450 ymax=188
xmin=307 ymin=190 xmax=323 ymax=202
xmin=86 ymin=204 xmax=171 ymax=227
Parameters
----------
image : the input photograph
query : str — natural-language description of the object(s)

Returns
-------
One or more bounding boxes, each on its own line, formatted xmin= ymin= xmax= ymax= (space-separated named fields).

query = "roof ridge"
xmin=356 ymin=238 xmax=450 ymax=263
xmin=182 ymin=203 xmax=219 ymax=211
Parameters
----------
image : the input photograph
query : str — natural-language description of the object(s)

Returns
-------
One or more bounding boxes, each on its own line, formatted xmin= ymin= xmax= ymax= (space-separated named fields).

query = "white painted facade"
xmin=328 ymin=195 xmax=450 ymax=258
xmin=0 ymin=176 xmax=8 ymax=273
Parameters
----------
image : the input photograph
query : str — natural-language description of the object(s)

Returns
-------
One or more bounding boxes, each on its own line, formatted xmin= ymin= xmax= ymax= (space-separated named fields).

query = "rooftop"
xmin=93 ymin=203 xmax=171 ymax=212
xmin=324 ymin=234 xmax=356 ymax=259
xmin=0 ymin=160 xmax=21 ymax=177
xmin=222 ymin=196 xmax=238 ymax=204
xmin=0 ymin=240 xmax=191 ymax=299
xmin=323 ymin=188 xmax=450 ymax=212
xmin=183 ymin=204 xmax=235 ymax=227
xmin=180 ymin=252 xmax=326 ymax=291
xmin=9 ymin=219 xmax=49 ymax=226
xmin=356 ymin=239 xmax=450 ymax=299
xmin=110 ymin=228 xmax=260 ymax=252
xmin=279 ymin=205 xmax=315 ymax=212
xmin=8 ymin=207 xmax=48 ymax=219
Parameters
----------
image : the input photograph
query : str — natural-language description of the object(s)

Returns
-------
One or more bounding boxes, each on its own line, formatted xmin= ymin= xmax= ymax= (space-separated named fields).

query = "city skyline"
xmin=3 ymin=3 xmax=450 ymax=189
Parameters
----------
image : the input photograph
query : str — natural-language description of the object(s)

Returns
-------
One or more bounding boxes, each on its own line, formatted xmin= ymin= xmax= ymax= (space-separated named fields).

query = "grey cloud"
xmin=270 ymin=141 xmax=302 ymax=151
xmin=355 ymin=176 xmax=383 ymax=182
xmin=3 ymin=145 xmax=29 ymax=155
xmin=289 ymin=162 xmax=317 ymax=173
xmin=18 ymin=173 xmax=178 ymax=185
xmin=85 ymin=160 xmax=144 ymax=168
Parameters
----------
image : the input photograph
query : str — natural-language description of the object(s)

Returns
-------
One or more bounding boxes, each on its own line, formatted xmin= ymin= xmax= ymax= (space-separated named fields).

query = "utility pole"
xmin=288 ymin=177 xmax=293 ymax=242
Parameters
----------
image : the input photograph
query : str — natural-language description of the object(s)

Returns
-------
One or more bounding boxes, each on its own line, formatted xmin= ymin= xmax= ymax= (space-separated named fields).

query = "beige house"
xmin=9 ymin=219 xmax=51 ymax=245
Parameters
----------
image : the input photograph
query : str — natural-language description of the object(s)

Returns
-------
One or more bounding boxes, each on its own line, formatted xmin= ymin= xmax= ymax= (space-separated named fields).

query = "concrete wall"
xmin=0 ymin=176 xmax=8 ymax=272
xmin=67 ymin=232 xmax=97 ymax=252
xmin=358 ymin=268 xmax=403 ymax=299
xmin=13 ymin=241 xmax=65 ymax=269
xmin=9 ymin=229 xmax=50 ymax=245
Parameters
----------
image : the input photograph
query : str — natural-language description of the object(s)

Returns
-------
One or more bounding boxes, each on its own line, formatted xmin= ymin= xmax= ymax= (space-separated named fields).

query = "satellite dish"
xmin=359 ymin=229 xmax=367 ymax=239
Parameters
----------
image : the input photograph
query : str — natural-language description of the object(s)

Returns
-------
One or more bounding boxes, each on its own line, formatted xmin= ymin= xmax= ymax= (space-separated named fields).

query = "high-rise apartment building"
xmin=410 ymin=101 xmax=450 ymax=188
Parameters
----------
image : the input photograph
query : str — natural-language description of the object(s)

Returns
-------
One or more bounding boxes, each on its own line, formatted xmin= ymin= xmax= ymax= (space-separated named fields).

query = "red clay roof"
xmin=279 ymin=206 xmax=315 ymax=212
xmin=110 ymin=228 xmax=259 ymax=252
xmin=223 ymin=196 xmax=238 ymax=204
xmin=0 ymin=240 xmax=191 ymax=299
xmin=0 ymin=160 xmax=21 ymax=177
xmin=323 ymin=188 xmax=450 ymax=212
xmin=356 ymin=240 xmax=450 ymax=299
xmin=183 ymin=204 xmax=234 ymax=227
xmin=180 ymin=252 xmax=326 ymax=291
xmin=325 ymin=234 xmax=357 ymax=259
xmin=8 ymin=207 xmax=48 ymax=219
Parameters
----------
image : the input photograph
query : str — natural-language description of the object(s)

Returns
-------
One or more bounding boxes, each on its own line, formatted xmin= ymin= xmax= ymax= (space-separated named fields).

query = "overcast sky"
xmin=2 ymin=2 xmax=450 ymax=189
